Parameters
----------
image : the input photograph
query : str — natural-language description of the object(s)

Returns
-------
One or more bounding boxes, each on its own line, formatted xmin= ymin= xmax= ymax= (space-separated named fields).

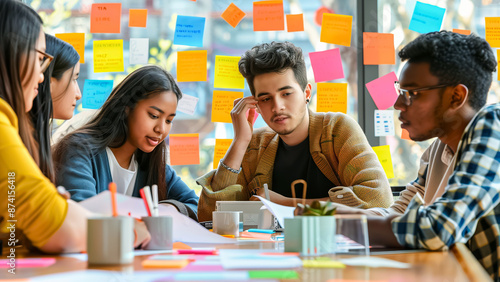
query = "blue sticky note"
xmin=173 ymin=15 xmax=205 ymax=47
xmin=82 ymin=79 xmax=113 ymax=109
xmin=409 ymin=2 xmax=445 ymax=34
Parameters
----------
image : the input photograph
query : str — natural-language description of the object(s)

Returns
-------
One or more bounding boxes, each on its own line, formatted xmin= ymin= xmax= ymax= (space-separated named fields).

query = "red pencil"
xmin=109 ymin=182 xmax=118 ymax=217
xmin=139 ymin=188 xmax=152 ymax=216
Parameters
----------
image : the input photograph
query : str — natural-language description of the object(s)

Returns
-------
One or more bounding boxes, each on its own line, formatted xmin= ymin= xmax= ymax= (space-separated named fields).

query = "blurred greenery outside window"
xmin=29 ymin=0 xmax=499 ymax=194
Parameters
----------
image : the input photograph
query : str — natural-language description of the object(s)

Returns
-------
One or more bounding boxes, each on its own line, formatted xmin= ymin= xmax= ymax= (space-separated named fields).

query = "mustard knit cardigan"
xmin=196 ymin=110 xmax=393 ymax=221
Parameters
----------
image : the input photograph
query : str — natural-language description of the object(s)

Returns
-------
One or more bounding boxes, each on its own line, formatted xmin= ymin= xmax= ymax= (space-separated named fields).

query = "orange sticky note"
xmin=93 ymin=40 xmax=124 ymax=73
xmin=142 ymin=259 xmax=189 ymax=268
xmin=213 ymin=139 xmax=233 ymax=169
xmin=286 ymin=14 xmax=304 ymax=32
xmin=221 ymin=3 xmax=246 ymax=28
xmin=320 ymin=13 xmax=353 ymax=47
xmin=90 ymin=3 xmax=121 ymax=34
xmin=452 ymin=28 xmax=471 ymax=35
xmin=372 ymin=145 xmax=394 ymax=179
xmin=129 ymin=9 xmax=147 ymax=27
xmin=169 ymin=134 xmax=199 ymax=166
xmin=401 ymin=128 xmax=411 ymax=140
xmin=485 ymin=17 xmax=500 ymax=48
xmin=214 ymin=55 xmax=245 ymax=89
xmin=173 ymin=242 xmax=192 ymax=250
xmin=177 ymin=50 xmax=207 ymax=82
xmin=253 ymin=0 xmax=285 ymax=31
xmin=363 ymin=32 xmax=395 ymax=65
xmin=316 ymin=83 xmax=348 ymax=114
xmin=211 ymin=90 xmax=244 ymax=123
xmin=55 ymin=33 xmax=85 ymax=64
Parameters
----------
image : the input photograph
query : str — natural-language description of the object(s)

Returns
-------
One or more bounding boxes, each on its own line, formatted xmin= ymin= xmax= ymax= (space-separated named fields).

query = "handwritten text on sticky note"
xmin=93 ymin=40 xmax=124 ymax=73
xmin=309 ymin=49 xmax=344 ymax=82
xmin=211 ymin=90 xmax=244 ymax=123
xmin=221 ymin=3 xmax=246 ymax=28
xmin=363 ymin=32 xmax=395 ymax=65
xmin=214 ymin=56 xmax=245 ymax=89
xmin=213 ymin=139 xmax=233 ymax=169
xmin=169 ymin=134 xmax=200 ymax=166
xmin=177 ymin=93 xmax=199 ymax=115
xmin=253 ymin=0 xmax=285 ymax=31
xmin=409 ymin=2 xmax=445 ymax=34
xmin=177 ymin=50 xmax=207 ymax=82
xmin=320 ymin=13 xmax=353 ymax=46
xmin=365 ymin=72 xmax=398 ymax=110
xmin=486 ymin=17 xmax=500 ymax=48
xmin=173 ymin=15 xmax=205 ymax=47
xmin=82 ymin=80 xmax=113 ymax=109
xmin=372 ymin=145 xmax=394 ymax=179
xmin=90 ymin=3 xmax=121 ymax=34
xmin=55 ymin=33 xmax=85 ymax=64
xmin=130 ymin=38 xmax=149 ymax=65
xmin=374 ymin=110 xmax=395 ymax=137
xmin=316 ymin=83 xmax=348 ymax=114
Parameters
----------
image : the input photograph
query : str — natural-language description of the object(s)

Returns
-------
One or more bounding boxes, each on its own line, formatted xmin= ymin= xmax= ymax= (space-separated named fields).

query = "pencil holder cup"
xmin=141 ymin=216 xmax=173 ymax=250
xmin=87 ymin=216 xmax=134 ymax=265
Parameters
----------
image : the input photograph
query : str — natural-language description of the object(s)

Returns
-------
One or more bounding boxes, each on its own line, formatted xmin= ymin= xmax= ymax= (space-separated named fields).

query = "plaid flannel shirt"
xmin=392 ymin=103 xmax=500 ymax=280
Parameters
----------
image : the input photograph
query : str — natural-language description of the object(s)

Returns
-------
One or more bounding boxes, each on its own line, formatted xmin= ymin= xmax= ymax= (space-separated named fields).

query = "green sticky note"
xmin=248 ymin=270 xmax=299 ymax=279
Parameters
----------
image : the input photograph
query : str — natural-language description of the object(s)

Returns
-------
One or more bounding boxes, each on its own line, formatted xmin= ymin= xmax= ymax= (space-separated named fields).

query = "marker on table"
xmin=152 ymin=184 xmax=159 ymax=217
xmin=109 ymin=182 xmax=118 ymax=217
xmin=263 ymin=183 xmax=270 ymax=201
xmin=139 ymin=186 xmax=152 ymax=217
xmin=247 ymin=229 xmax=275 ymax=234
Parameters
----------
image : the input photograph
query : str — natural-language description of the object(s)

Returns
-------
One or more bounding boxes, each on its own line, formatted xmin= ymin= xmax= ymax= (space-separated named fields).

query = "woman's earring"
xmin=306 ymin=99 xmax=310 ymax=103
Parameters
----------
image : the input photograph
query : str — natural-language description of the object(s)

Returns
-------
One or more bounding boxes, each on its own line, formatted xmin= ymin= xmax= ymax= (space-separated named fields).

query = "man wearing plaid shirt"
xmin=333 ymin=31 xmax=499 ymax=279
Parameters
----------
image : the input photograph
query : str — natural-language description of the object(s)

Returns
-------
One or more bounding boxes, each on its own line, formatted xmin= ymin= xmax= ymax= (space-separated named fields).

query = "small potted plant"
xmin=284 ymin=199 xmax=336 ymax=255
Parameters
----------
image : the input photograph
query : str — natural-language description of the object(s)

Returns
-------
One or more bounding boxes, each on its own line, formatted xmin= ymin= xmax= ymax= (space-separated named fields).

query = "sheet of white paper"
xmin=129 ymin=38 xmax=149 ymax=65
xmin=219 ymin=249 xmax=302 ymax=270
xmin=60 ymin=248 xmax=174 ymax=262
xmin=374 ymin=110 xmax=395 ymax=136
xmin=340 ymin=256 xmax=411 ymax=268
xmin=177 ymin=93 xmax=199 ymax=115
xmin=255 ymin=196 xmax=295 ymax=228
xmin=80 ymin=191 xmax=236 ymax=244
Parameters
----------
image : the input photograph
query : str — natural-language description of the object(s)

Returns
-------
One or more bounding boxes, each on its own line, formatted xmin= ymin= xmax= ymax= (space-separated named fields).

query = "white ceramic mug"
xmin=87 ymin=216 xmax=134 ymax=265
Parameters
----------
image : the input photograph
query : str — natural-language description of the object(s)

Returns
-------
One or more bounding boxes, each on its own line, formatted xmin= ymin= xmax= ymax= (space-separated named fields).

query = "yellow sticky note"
xmin=316 ymin=83 xmax=348 ymax=114
xmin=55 ymin=33 xmax=85 ymax=64
xmin=142 ymin=259 xmax=189 ymax=268
xmin=213 ymin=139 xmax=233 ymax=169
xmin=320 ymin=13 xmax=353 ymax=47
xmin=169 ymin=134 xmax=199 ymax=166
xmin=211 ymin=90 xmax=244 ymax=123
xmin=214 ymin=55 xmax=245 ymax=89
xmin=372 ymin=145 xmax=394 ymax=179
xmin=485 ymin=17 xmax=500 ymax=48
xmin=302 ymin=260 xmax=345 ymax=268
xmin=177 ymin=50 xmax=207 ymax=82
xmin=93 ymin=40 xmax=124 ymax=73
xmin=498 ymin=50 xmax=500 ymax=81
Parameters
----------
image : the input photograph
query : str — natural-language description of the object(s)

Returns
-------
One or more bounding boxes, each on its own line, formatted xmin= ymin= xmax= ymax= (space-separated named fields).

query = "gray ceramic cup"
xmin=141 ymin=216 xmax=173 ymax=250
xmin=87 ymin=216 xmax=134 ymax=265
xmin=212 ymin=211 xmax=241 ymax=237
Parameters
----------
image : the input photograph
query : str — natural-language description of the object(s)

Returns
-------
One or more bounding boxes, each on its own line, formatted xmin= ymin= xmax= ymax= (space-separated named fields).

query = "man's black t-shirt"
xmin=272 ymin=137 xmax=334 ymax=199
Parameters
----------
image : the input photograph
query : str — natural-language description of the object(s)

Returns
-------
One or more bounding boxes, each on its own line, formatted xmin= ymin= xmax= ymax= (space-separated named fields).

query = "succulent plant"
xmin=297 ymin=200 xmax=336 ymax=216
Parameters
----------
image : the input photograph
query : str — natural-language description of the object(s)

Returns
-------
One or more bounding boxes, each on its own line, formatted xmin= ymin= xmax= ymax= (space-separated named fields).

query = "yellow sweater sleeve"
xmin=0 ymin=99 xmax=68 ymax=248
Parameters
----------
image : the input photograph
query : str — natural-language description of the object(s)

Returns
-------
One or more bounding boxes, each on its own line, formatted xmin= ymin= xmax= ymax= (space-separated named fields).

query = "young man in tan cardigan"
xmin=196 ymin=41 xmax=393 ymax=221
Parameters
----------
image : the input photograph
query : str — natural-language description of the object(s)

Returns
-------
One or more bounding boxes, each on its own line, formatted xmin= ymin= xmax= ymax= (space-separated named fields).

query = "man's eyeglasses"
xmin=36 ymin=49 xmax=54 ymax=73
xmin=394 ymin=81 xmax=451 ymax=106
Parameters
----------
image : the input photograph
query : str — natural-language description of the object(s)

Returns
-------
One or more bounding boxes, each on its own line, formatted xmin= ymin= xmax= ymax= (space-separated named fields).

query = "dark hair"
xmin=0 ymin=0 xmax=43 ymax=164
xmin=399 ymin=31 xmax=497 ymax=111
xmin=30 ymin=34 xmax=80 ymax=182
xmin=238 ymin=41 xmax=307 ymax=96
xmin=53 ymin=65 xmax=182 ymax=200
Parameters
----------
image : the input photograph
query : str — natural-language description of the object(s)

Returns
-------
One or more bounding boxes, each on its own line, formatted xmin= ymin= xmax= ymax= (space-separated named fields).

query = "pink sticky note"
xmin=0 ymin=258 xmax=56 ymax=268
xmin=246 ymin=108 xmax=259 ymax=125
xmin=365 ymin=72 xmax=399 ymax=110
xmin=309 ymin=49 xmax=344 ymax=82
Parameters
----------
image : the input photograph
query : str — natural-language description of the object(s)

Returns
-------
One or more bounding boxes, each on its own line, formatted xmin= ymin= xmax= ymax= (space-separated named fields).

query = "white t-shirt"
xmin=106 ymin=147 xmax=138 ymax=196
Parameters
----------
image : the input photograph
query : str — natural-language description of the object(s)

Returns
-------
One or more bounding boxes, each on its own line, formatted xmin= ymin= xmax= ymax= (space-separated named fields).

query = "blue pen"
xmin=247 ymin=228 xmax=275 ymax=234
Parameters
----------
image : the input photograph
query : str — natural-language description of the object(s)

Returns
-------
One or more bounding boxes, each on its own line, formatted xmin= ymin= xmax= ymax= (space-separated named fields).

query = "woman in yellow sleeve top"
xmin=0 ymin=0 xmax=149 ymax=253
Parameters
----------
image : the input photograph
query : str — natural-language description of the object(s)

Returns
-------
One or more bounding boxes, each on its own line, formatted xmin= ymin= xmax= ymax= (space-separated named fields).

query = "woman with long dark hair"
xmin=0 ymin=0 xmax=149 ymax=253
xmin=30 ymin=34 xmax=81 ymax=183
xmin=53 ymin=65 xmax=199 ymax=220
